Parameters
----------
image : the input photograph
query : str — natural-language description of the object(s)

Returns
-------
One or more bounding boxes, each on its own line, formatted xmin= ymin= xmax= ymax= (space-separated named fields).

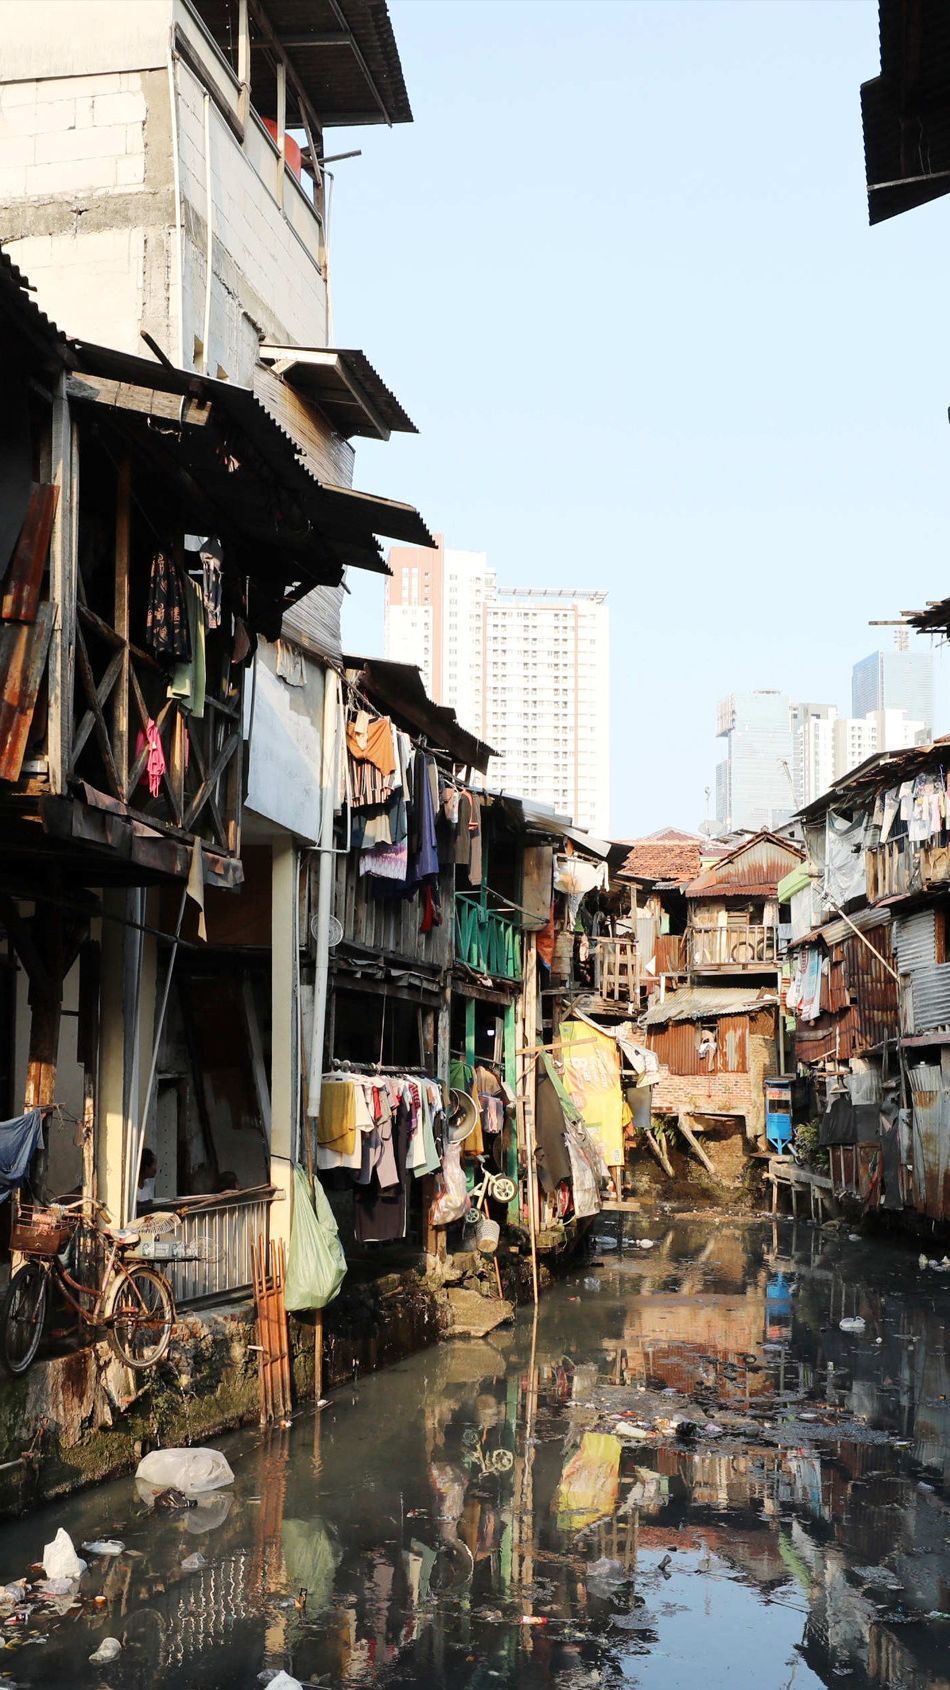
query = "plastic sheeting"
xmin=558 ymin=1019 xmax=625 ymax=1168
xmin=825 ymin=811 xmax=867 ymax=907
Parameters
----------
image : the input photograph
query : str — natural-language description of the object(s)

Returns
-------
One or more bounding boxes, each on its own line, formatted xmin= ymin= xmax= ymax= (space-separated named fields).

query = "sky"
xmin=330 ymin=0 xmax=950 ymax=839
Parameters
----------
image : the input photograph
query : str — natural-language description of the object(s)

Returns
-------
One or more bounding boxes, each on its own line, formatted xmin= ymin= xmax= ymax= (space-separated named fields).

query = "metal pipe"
xmin=202 ymin=92 xmax=214 ymax=374
xmin=307 ymin=669 xmax=343 ymax=1127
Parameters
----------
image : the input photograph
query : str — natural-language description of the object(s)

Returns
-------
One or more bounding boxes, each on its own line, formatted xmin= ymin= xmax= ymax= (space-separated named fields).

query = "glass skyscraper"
xmin=715 ymin=691 xmax=794 ymax=832
xmin=851 ymin=649 xmax=934 ymax=740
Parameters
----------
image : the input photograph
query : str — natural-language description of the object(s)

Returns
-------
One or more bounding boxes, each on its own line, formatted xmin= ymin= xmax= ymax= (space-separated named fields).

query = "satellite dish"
xmin=310 ymin=914 xmax=343 ymax=948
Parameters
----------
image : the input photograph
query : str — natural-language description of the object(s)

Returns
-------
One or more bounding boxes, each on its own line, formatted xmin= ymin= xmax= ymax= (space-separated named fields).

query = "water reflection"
xmin=2 ymin=1218 xmax=949 ymax=1689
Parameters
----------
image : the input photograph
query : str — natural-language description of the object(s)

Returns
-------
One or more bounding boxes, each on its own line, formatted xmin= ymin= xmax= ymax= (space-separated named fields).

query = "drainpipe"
xmin=306 ymin=667 xmax=342 ymax=1136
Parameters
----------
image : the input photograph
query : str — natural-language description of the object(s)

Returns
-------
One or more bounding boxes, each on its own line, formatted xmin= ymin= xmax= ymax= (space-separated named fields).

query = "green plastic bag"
xmin=284 ymin=1165 xmax=347 ymax=1311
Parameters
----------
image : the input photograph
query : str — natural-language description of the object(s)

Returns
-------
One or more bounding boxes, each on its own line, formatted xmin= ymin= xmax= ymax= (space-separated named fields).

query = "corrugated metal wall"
xmin=893 ymin=909 xmax=936 ymax=973
xmin=910 ymin=963 xmax=950 ymax=1033
xmin=908 ymin=1065 xmax=950 ymax=1219
xmin=647 ymin=1016 xmax=749 ymax=1075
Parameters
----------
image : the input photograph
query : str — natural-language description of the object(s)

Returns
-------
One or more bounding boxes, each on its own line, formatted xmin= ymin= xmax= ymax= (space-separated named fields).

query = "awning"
xmin=259 ymin=345 xmax=416 ymax=439
xmin=343 ymin=655 xmax=493 ymax=772
xmin=66 ymin=340 xmax=433 ymax=627
xmin=194 ymin=0 xmax=412 ymax=129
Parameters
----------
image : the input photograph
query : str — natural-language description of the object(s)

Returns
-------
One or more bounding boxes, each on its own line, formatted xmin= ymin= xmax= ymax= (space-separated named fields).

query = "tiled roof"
xmin=619 ymin=828 xmax=726 ymax=886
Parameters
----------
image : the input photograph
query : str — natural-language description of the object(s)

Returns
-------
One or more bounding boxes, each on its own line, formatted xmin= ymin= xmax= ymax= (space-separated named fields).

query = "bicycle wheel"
xmin=1 ymin=1261 xmax=48 ymax=1375
xmin=106 ymin=1265 xmax=175 ymax=1369
xmin=490 ymin=1176 xmax=517 ymax=1205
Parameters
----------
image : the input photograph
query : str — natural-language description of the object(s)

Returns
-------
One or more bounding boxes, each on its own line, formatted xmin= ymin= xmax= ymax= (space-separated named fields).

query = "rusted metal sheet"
xmin=654 ymin=932 xmax=685 ymax=973
xmin=910 ymin=962 xmax=950 ymax=1033
xmin=0 ymin=482 xmax=59 ymax=623
xmin=908 ymin=1064 xmax=950 ymax=1219
xmin=685 ymin=832 xmax=804 ymax=900
xmin=520 ymin=844 xmax=554 ymax=931
xmin=646 ymin=1015 xmax=749 ymax=1076
xmin=0 ymin=600 xmax=53 ymax=782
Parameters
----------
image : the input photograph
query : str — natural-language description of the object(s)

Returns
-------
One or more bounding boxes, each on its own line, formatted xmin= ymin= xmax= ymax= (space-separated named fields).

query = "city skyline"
xmin=384 ymin=537 xmax=610 ymax=835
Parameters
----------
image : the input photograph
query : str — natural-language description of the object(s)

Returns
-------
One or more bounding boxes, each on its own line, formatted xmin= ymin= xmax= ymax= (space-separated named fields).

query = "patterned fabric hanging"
xmin=146 ymin=551 xmax=191 ymax=661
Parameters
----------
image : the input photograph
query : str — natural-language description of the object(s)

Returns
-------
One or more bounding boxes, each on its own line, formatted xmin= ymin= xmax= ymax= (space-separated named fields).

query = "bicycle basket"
xmin=11 ymin=1205 xmax=78 ymax=1256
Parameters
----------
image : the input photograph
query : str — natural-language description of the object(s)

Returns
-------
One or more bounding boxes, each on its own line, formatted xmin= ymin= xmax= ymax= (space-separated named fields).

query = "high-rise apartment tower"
xmin=385 ymin=542 xmax=609 ymax=836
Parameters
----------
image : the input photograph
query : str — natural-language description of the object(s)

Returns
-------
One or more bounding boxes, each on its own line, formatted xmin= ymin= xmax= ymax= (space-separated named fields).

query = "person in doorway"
xmin=137 ymin=1148 xmax=157 ymax=1213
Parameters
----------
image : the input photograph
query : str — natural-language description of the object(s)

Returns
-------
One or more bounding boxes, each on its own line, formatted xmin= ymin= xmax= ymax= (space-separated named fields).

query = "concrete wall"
xmin=0 ymin=0 xmax=329 ymax=379
xmin=0 ymin=60 xmax=177 ymax=355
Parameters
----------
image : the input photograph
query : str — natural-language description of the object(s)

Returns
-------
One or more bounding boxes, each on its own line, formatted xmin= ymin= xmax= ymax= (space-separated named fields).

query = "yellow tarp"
xmin=556 ymin=1431 xmax=622 ymax=1530
xmin=558 ymin=1018 xmax=625 ymax=1168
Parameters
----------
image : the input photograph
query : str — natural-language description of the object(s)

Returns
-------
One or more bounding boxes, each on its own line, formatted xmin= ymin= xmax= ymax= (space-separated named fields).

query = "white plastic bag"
xmin=42 ymin=1528 xmax=86 ymax=1581
xmin=430 ymin=1140 xmax=470 ymax=1227
xmin=135 ymin=1447 xmax=235 ymax=1494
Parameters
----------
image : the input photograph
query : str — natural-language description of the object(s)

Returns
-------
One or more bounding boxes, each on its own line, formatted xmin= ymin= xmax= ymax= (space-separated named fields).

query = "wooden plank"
xmin=70 ymin=643 xmax=125 ymax=767
xmin=71 ymin=621 xmax=123 ymax=796
xmin=66 ymin=373 xmax=211 ymax=427
xmin=0 ymin=602 xmax=54 ymax=782
xmin=0 ymin=482 xmax=59 ymax=623
xmin=48 ymin=393 xmax=77 ymax=795
xmin=112 ymin=457 xmax=131 ymax=799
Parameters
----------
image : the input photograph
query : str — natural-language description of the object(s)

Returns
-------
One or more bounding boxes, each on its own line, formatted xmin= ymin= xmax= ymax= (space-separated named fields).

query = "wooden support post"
xmin=678 ymin=1114 xmax=716 ymax=1176
xmin=48 ymin=372 xmax=77 ymax=795
xmin=112 ymin=456 xmax=131 ymax=798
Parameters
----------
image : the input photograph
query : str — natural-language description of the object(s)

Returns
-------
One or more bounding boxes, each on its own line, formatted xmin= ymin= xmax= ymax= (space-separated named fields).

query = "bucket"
xmin=475 ymin=1216 xmax=500 ymax=1255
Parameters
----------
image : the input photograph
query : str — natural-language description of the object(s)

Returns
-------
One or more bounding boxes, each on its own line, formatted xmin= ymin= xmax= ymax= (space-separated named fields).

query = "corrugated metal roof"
xmin=258 ymin=346 xmax=416 ymax=439
xmin=0 ymin=244 xmax=67 ymax=365
xmin=643 ymin=986 xmax=777 ymax=1027
xmin=796 ymin=739 xmax=950 ymax=820
xmin=194 ymin=0 xmax=412 ymax=127
xmin=861 ymin=0 xmax=950 ymax=224
xmin=343 ymin=654 xmax=493 ymax=771
xmin=684 ymin=831 xmax=804 ymax=899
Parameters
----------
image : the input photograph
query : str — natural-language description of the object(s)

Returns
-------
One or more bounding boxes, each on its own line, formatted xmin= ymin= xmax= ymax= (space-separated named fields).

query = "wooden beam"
xmin=678 ymin=1114 xmax=716 ymax=1176
xmin=48 ymin=379 xmax=77 ymax=795
xmin=112 ymin=457 xmax=131 ymax=799
xmin=67 ymin=373 xmax=210 ymax=427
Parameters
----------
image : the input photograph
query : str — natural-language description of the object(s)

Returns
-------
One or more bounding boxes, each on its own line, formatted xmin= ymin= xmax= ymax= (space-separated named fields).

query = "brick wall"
xmin=651 ymin=1034 xmax=774 ymax=1140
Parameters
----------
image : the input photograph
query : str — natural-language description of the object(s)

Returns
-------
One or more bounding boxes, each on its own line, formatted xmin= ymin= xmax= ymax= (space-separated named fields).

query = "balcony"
xmin=456 ymin=892 xmax=522 ymax=981
xmin=688 ymin=924 xmax=782 ymax=972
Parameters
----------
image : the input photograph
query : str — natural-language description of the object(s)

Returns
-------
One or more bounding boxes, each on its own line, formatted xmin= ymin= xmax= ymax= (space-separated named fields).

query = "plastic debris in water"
xmin=839 ymin=1317 xmax=866 ymax=1333
xmin=82 ymin=1540 xmax=124 ymax=1556
xmin=89 ymin=1638 xmax=122 ymax=1664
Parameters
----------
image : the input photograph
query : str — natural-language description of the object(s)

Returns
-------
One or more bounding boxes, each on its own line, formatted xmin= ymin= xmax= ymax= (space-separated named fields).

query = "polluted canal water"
xmin=1 ymin=1217 xmax=949 ymax=1690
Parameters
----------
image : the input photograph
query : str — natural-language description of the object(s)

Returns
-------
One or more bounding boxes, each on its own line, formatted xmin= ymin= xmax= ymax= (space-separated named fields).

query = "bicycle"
xmin=463 ymin=1155 xmax=517 ymax=1230
xmin=1 ymin=1198 xmax=178 ymax=1376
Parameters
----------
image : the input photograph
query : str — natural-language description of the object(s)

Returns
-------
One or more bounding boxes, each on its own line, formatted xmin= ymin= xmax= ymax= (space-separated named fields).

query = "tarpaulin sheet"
xmin=558 ymin=1018 xmax=625 ymax=1168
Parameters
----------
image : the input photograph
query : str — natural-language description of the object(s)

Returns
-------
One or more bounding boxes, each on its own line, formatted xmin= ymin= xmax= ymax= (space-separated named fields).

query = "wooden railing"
xmin=596 ymin=937 xmax=639 ymax=1002
xmin=455 ymin=892 xmax=522 ymax=981
xmin=688 ymin=924 xmax=781 ymax=970
xmin=71 ymin=554 xmax=243 ymax=858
